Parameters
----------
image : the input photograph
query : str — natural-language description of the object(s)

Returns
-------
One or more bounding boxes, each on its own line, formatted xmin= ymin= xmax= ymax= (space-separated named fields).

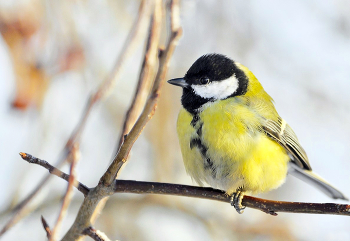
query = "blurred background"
xmin=1 ymin=0 xmax=350 ymax=240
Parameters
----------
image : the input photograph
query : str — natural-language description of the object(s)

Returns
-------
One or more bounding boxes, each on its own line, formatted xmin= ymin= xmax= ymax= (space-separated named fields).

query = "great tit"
xmin=168 ymin=53 xmax=347 ymax=213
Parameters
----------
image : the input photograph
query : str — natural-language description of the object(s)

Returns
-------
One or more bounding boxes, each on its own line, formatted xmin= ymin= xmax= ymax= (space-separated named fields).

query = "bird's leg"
xmin=230 ymin=187 xmax=246 ymax=214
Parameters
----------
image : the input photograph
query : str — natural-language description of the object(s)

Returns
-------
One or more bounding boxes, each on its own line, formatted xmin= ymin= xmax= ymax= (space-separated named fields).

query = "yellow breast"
xmin=177 ymin=98 xmax=290 ymax=195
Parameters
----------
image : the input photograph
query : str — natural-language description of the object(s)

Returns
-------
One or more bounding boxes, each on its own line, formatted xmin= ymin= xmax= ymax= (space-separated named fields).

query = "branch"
xmin=1 ymin=152 xmax=74 ymax=236
xmin=82 ymin=227 xmax=111 ymax=241
xmin=1 ymin=150 xmax=85 ymax=236
xmin=50 ymin=144 xmax=80 ymax=241
xmin=0 ymin=173 xmax=51 ymax=236
xmin=20 ymin=153 xmax=350 ymax=216
xmin=41 ymin=216 xmax=52 ymax=239
xmin=116 ymin=1 xmax=162 ymax=149
xmin=19 ymin=152 xmax=90 ymax=196
xmin=100 ymin=0 xmax=183 ymax=186
xmin=113 ymin=180 xmax=350 ymax=216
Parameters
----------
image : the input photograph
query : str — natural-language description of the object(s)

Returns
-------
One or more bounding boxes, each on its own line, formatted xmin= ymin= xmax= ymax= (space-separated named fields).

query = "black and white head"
xmin=168 ymin=54 xmax=248 ymax=114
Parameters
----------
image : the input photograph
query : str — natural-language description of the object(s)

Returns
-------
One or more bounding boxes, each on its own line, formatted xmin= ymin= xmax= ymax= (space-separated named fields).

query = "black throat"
xmin=181 ymin=88 xmax=213 ymax=115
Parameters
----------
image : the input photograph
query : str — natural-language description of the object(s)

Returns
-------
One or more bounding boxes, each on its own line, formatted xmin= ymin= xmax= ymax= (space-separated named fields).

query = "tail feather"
xmin=289 ymin=163 xmax=348 ymax=201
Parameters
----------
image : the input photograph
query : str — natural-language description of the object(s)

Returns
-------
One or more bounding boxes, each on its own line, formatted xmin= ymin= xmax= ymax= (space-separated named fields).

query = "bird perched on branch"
xmin=168 ymin=53 xmax=347 ymax=213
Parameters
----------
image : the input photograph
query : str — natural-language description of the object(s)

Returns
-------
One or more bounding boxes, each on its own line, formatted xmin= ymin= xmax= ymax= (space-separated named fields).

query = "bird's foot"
xmin=230 ymin=190 xmax=246 ymax=214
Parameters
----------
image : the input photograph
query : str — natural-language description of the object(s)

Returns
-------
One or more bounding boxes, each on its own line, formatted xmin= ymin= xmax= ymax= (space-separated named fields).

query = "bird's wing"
xmin=262 ymin=117 xmax=312 ymax=170
xmin=262 ymin=118 xmax=348 ymax=200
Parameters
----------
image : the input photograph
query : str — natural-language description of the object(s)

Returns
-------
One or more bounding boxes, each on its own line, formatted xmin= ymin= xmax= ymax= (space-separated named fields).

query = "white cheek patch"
xmin=192 ymin=75 xmax=239 ymax=100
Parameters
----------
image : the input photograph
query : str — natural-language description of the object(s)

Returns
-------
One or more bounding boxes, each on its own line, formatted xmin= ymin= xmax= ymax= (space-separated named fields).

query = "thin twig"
xmin=41 ymin=216 xmax=52 ymax=239
xmin=0 ymin=172 xmax=51 ymax=236
xmin=116 ymin=1 xmax=162 ymax=149
xmin=50 ymin=144 xmax=80 ymax=241
xmin=100 ymin=0 xmax=183 ymax=186
xmin=19 ymin=152 xmax=89 ymax=196
xmin=169 ymin=0 xmax=180 ymax=31
xmin=82 ymin=227 xmax=112 ymax=241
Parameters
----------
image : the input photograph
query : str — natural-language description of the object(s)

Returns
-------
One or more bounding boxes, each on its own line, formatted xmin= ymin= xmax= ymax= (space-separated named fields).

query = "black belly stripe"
xmin=196 ymin=123 xmax=203 ymax=136
xmin=189 ymin=137 xmax=214 ymax=170
xmin=190 ymin=138 xmax=206 ymax=154
xmin=190 ymin=114 xmax=199 ymax=127
xmin=190 ymin=114 xmax=215 ymax=172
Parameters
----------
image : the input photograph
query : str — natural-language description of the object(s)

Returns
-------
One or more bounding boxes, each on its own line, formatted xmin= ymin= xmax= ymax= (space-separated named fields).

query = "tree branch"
xmin=20 ymin=152 xmax=350 ymax=217
xmin=19 ymin=152 xmax=90 ymax=196
xmin=116 ymin=1 xmax=162 ymax=149
xmin=112 ymin=180 xmax=350 ymax=216
xmin=50 ymin=144 xmax=80 ymax=241
xmin=0 ymin=172 xmax=51 ymax=236
xmin=82 ymin=227 xmax=111 ymax=241
xmin=41 ymin=215 xmax=52 ymax=239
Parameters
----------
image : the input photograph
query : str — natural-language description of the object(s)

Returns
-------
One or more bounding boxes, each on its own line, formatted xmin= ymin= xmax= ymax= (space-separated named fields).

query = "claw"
xmin=230 ymin=190 xmax=246 ymax=214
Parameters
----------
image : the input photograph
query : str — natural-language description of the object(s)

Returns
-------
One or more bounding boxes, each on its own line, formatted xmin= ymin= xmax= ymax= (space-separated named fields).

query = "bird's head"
xmin=168 ymin=54 xmax=249 ymax=114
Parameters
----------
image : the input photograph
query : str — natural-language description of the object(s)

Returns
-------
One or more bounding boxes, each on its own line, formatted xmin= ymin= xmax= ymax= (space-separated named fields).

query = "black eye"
xmin=199 ymin=77 xmax=210 ymax=85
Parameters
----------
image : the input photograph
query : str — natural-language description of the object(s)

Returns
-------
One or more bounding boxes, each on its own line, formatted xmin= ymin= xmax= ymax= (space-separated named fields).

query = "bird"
xmin=167 ymin=53 xmax=347 ymax=213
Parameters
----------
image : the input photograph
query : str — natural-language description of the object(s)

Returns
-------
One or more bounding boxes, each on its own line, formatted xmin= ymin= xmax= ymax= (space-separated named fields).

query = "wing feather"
xmin=262 ymin=117 xmax=311 ymax=170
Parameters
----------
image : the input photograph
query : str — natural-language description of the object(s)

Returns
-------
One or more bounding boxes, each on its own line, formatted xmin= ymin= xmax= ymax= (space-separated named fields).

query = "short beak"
xmin=167 ymin=78 xmax=189 ymax=88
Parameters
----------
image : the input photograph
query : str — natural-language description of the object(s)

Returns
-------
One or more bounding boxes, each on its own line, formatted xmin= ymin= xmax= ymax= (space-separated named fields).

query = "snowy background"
xmin=1 ymin=0 xmax=350 ymax=240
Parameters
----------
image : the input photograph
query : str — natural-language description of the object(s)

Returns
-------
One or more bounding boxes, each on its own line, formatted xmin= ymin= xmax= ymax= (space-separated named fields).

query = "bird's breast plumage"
xmin=177 ymin=97 xmax=290 ymax=194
